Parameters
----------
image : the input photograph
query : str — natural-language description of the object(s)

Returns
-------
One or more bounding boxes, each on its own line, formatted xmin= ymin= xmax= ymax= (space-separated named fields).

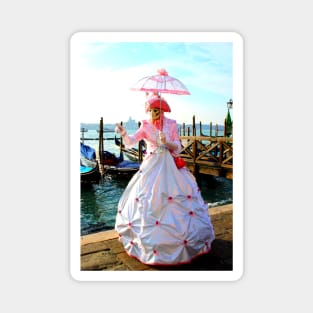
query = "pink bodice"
xmin=123 ymin=117 xmax=182 ymax=156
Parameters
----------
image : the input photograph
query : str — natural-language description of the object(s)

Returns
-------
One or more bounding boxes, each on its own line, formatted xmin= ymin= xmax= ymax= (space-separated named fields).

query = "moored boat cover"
xmin=80 ymin=142 xmax=96 ymax=160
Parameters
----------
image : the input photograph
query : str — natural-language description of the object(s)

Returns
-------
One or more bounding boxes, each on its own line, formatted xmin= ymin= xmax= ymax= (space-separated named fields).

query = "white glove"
xmin=159 ymin=131 xmax=167 ymax=144
xmin=115 ymin=123 xmax=126 ymax=136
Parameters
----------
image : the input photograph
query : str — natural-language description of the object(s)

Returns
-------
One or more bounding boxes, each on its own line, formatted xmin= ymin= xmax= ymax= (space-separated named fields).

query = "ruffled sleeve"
xmin=168 ymin=120 xmax=182 ymax=156
xmin=122 ymin=121 xmax=146 ymax=148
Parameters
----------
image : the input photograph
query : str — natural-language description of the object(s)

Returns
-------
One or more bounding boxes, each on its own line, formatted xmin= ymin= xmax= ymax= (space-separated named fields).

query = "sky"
xmin=71 ymin=32 xmax=236 ymax=126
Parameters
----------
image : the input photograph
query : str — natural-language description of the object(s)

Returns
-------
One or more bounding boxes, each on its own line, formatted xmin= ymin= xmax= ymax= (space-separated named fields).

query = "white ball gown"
xmin=115 ymin=119 xmax=215 ymax=265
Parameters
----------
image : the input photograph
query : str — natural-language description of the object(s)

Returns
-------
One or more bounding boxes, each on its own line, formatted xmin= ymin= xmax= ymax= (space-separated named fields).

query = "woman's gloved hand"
xmin=159 ymin=131 xmax=167 ymax=144
xmin=159 ymin=131 xmax=178 ymax=152
xmin=115 ymin=123 xmax=126 ymax=136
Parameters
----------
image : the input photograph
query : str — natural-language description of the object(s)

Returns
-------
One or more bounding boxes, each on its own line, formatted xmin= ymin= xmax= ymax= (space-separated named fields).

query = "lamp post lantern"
xmin=227 ymin=98 xmax=233 ymax=109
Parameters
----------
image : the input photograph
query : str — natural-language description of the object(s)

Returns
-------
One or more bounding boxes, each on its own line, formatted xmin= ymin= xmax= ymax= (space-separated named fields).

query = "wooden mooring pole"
xmin=119 ymin=121 xmax=123 ymax=155
xmin=98 ymin=117 xmax=104 ymax=164
xmin=137 ymin=121 xmax=143 ymax=162
xmin=80 ymin=127 xmax=88 ymax=144
xmin=192 ymin=115 xmax=200 ymax=181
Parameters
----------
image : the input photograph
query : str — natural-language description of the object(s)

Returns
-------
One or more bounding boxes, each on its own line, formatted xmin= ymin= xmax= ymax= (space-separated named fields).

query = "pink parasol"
xmin=131 ymin=68 xmax=191 ymax=95
xmin=131 ymin=68 xmax=190 ymax=130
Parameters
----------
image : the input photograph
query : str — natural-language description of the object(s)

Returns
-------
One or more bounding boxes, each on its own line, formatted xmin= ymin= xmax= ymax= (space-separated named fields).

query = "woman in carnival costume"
xmin=115 ymin=94 xmax=215 ymax=265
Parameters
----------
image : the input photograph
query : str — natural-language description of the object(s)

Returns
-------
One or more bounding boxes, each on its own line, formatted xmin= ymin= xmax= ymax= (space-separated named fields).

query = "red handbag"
xmin=174 ymin=157 xmax=186 ymax=169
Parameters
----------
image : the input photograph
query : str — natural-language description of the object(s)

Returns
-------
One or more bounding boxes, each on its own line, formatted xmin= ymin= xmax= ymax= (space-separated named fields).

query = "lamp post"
xmin=225 ymin=99 xmax=233 ymax=137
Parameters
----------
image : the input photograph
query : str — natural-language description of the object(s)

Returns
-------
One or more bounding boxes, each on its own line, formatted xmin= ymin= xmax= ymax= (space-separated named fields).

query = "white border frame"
xmin=70 ymin=32 xmax=243 ymax=281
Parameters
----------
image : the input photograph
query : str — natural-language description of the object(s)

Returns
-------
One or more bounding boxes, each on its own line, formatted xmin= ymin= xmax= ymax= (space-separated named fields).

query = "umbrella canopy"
xmin=131 ymin=68 xmax=191 ymax=95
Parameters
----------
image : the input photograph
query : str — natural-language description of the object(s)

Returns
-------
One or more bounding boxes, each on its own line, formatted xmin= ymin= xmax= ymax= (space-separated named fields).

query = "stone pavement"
xmin=81 ymin=204 xmax=233 ymax=271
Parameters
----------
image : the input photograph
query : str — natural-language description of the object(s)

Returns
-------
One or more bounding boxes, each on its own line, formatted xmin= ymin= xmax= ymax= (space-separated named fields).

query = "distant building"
xmin=124 ymin=116 xmax=138 ymax=129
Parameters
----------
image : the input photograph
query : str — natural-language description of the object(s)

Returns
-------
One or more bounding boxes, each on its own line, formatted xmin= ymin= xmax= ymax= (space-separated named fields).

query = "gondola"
xmin=103 ymin=161 xmax=139 ymax=178
xmin=100 ymin=149 xmax=140 ymax=178
xmin=114 ymin=135 xmax=146 ymax=162
xmin=80 ymin=142 xmax=101 ymax=184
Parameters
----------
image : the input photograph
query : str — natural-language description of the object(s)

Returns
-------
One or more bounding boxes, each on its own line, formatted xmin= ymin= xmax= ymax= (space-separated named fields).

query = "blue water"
xmin=80 ymin=128 xmax=233 ymax=235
